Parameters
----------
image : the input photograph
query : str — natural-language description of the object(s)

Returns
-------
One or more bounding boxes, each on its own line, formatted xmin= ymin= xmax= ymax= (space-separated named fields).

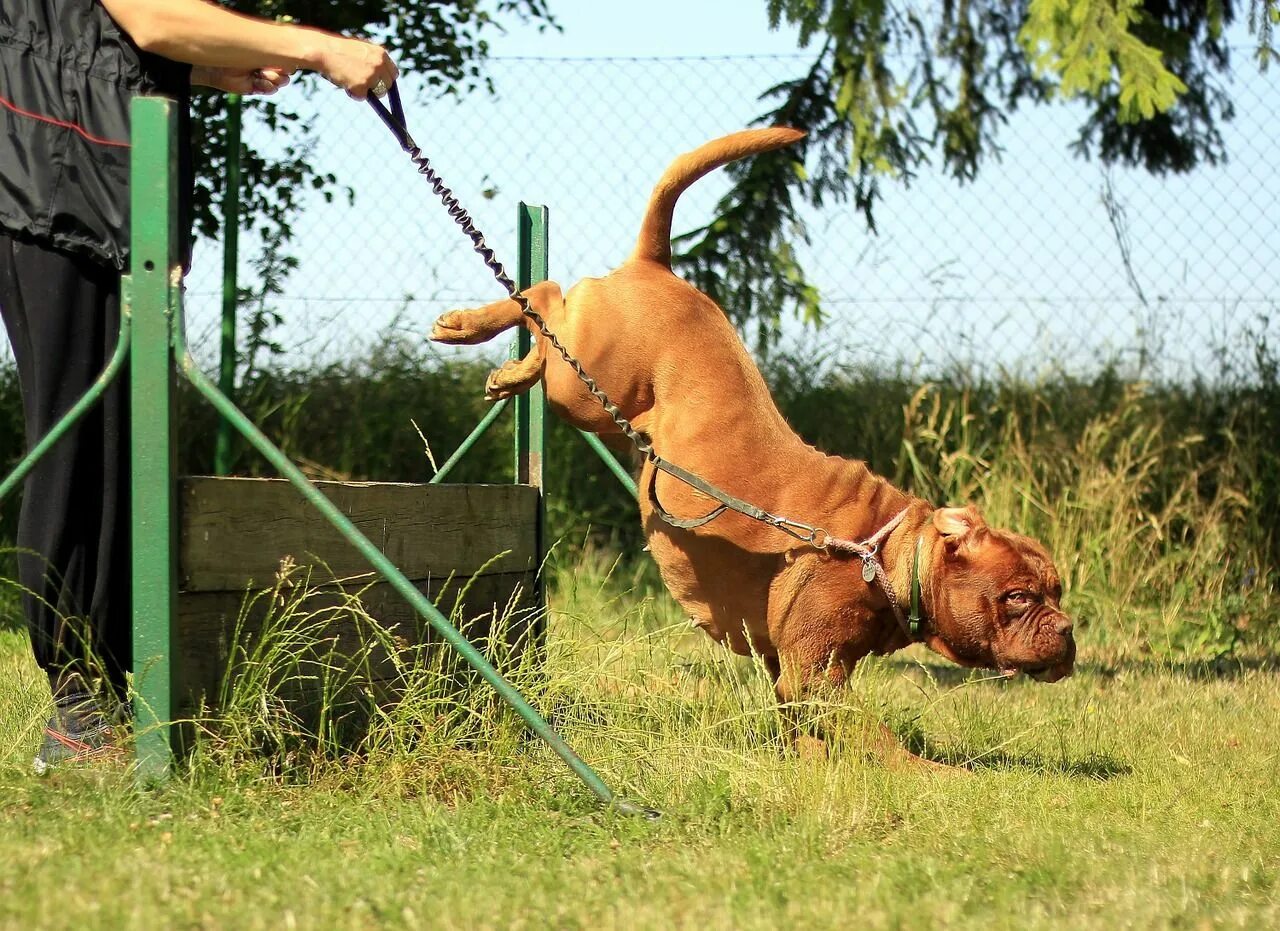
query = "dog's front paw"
xmin=483 ymin=376 xmax=512 ymax=402
xmin=429 ymin=311 xmax=475 ymax=344
xmin=484 ymin=356 xmax=542 ymax=401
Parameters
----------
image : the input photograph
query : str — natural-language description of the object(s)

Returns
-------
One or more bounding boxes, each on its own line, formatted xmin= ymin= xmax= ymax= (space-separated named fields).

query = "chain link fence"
xmin=184 ymin=54 xmax=1279 ymax=384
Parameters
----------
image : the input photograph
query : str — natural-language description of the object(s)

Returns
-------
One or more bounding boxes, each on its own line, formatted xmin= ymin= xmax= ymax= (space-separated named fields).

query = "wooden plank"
xmin=179 ymin=478 xmax=539 ymax=592
xmin=174 ymin=570 xmax=541 ymax=720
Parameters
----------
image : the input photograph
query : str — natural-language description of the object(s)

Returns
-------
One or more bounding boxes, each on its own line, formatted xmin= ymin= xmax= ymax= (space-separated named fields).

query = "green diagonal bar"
xmin=577 ymin=430 xmax=639 ymax=498
xmin=428 ymin=397 xmax=510 ymax=484
xmin=178 ymin=352 xmax=644 ymax=811
xmin=0 ymin=315 xmax=132 ymax=503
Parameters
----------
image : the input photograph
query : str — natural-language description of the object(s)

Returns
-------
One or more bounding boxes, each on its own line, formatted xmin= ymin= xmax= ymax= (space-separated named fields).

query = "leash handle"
xmin=367 ymin=82 xmax=415 ymax=151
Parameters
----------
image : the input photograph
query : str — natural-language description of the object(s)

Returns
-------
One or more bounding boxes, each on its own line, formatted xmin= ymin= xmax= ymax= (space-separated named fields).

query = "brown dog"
xmin=432 ymin=128 xmax=1075 ymax=723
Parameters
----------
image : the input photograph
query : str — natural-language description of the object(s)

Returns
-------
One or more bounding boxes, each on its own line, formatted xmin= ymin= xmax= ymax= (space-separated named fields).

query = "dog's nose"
xmin=1055 ymin=616 xmax=1074 ymax=636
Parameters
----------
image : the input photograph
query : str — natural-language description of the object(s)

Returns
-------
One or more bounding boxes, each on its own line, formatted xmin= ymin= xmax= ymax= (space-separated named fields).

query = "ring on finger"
xmin=372 ymin=79 xmax=389 ymax=98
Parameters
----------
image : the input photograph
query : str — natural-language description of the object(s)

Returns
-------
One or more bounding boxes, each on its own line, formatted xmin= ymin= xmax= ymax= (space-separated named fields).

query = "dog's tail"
xmin=629 ymin=127 xmax=805 ymax=267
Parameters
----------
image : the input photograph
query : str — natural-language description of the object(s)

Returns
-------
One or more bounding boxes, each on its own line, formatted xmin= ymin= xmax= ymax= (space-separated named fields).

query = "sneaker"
xmin=32 ymin=692 xmax=129 ymax=775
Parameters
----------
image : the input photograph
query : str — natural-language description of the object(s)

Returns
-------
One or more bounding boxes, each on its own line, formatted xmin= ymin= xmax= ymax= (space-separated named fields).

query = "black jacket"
xmin=0 ymin=0 xmax=192 ymax=271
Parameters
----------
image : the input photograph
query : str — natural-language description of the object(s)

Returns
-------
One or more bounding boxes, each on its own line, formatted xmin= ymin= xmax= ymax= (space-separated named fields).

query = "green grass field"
xmin=2 ymin=553 xmax=1278 ymax=930
xmin=4 ymin=354 xmax=1280 ymax=927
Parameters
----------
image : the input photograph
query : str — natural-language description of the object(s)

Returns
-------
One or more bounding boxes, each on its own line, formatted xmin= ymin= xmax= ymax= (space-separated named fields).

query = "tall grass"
xmin=181 ymin=561 xmax=547 ymax=784
xmin=166 ymin=538 xmax=1141 ymax=803
xmin=173 ymin=550 xmax=896 ymax=795
xmin=898 ymin=381 xmax=1269 ymax=658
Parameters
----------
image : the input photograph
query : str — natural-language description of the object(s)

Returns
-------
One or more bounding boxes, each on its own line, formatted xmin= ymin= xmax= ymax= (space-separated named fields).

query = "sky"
xmin=180 ymin=3 xmax=1278 ymax=383
xmin=483 ymin=0 xmax=800 ymax=58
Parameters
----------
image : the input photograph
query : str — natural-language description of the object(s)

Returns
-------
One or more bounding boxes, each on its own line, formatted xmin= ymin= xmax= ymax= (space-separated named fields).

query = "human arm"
xmin=190 ymin=65 xmax=291 ymax=95
xmin=97 ymin=0 xmax=397 ymax=98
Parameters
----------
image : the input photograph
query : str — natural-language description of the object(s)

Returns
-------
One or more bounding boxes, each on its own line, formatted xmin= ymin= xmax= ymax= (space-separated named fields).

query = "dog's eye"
xmin=1004 ymin=590 xmax=1035 ymax=606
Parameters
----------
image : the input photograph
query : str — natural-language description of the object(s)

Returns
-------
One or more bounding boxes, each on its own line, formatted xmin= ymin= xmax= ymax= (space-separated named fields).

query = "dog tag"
xmin=861 ymin=558 xmax=877 ymax=583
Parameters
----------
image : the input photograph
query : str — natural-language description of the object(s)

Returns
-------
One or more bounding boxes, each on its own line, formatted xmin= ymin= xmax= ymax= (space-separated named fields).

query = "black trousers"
xmin=0 ymin=234 xmax=130 ymax=697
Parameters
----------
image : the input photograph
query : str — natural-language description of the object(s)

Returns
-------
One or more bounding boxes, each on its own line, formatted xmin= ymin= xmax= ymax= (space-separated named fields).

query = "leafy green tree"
xmin=673 ymin=0 xmax=1280 ymax=347
xmin=191 ymin=1 xmax=556 ymax=244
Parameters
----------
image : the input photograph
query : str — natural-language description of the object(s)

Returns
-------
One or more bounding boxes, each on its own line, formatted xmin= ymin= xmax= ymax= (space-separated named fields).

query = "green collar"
xmin=909 ymin=536 xmax=925 ymax=640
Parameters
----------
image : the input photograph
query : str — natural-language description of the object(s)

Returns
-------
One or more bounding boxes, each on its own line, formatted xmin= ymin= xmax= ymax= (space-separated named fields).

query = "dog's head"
xmin=920 ymin=506 xmax=1075 ymax=682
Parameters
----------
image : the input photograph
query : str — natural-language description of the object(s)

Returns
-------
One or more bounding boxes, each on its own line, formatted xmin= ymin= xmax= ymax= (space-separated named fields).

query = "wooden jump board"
xmin=175 ymin=477 xmax=542 ymax=718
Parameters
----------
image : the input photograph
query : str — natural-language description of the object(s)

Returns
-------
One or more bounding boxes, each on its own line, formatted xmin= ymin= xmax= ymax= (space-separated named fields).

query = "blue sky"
xmin=485 ymin=1 xmax=800 ymax=57
xmin=182 ymin=6 xmax=1278 ymax=382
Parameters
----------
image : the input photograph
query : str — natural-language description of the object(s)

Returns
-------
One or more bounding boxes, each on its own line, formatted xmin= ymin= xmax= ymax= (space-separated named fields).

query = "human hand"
xmin=192 ymin=66 xmax=293 ymax=95
xmin=316 ymin=35 xmax=398 ymax=99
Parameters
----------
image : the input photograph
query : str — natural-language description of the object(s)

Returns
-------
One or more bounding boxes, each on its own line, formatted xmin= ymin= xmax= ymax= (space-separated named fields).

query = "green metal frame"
xmin=427 ymin=204 xmax=548 ymax=491
xmin=214 ymin=93 xmax=242 ymax=477
xmin=128 ymin=99 xmax=182 ymax=777
xmin=0 ymin=96 xmax=654 ymax=815
xmin=578 ymin=431 xmax=638 ymax=498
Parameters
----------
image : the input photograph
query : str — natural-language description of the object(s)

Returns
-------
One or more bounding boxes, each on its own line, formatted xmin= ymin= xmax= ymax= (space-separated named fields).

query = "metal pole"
xmin=514 ymin=204 xmax=548 ymax=489
xmin=127 ymin=96 xmax=181 ymax=779
xmin=515 ymin=205 xmax=548 ymax=614
xmin=428 ymin=397 xmax=510 ymax=484
xmin=577 ymin=430 xmax=639 ymax=498
xmin=214 ymin=94 xmax=241 ymax=476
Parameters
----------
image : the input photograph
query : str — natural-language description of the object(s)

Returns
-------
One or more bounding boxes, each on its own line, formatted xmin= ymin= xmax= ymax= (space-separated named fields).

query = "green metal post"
xmin=214 ymin=94 xmax=241 ymax=476
xmin=514 ymin=204 xmax=548 ymax=489
xmin=515 ymin=204 xmax=548 ymax=605
xmin=127 ymin=96 xmax=181 ymax=778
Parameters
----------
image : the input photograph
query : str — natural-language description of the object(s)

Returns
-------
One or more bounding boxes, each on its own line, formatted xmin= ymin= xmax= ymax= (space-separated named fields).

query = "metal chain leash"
xmin=365 ymin=86 xmax=859 ymax=550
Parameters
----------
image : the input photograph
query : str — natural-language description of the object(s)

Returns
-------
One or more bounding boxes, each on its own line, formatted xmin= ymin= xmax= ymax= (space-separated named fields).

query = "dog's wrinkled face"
xmin=923 ymin=506 xmax=1076 ymax=682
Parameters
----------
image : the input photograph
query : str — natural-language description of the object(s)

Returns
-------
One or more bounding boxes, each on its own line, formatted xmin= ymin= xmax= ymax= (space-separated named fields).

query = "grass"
xmin=2 ymin=551 xmax=1279 ymax=929
xmin=3 ymin=331 xmax=1280 ymax=926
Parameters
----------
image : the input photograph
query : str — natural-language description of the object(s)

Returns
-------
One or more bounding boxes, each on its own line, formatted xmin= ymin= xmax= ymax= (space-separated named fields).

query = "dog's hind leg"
xmin=431 ymin=280 xmax=564 ymax=346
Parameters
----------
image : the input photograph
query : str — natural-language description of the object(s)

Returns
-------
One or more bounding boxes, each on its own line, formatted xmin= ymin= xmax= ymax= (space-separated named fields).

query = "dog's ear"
xmin=933 ymin=505 xmax=987 ymax=556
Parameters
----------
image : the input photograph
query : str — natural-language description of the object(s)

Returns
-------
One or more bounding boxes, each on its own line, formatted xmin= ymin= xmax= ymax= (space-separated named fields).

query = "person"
xmin=0 ymin=0 xmax=398 ymax=772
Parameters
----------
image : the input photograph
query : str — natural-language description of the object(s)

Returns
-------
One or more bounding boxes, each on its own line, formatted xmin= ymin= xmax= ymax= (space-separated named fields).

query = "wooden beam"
xmin=179 ymin=478 xmax=539 ymax=592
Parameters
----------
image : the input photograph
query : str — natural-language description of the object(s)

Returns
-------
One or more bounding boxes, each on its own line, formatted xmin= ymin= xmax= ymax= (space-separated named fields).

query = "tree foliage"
xmin=191 ymin=1 xmax=556 ymax=244
xmin=673 ymin=0 xmax=1279 ymax=347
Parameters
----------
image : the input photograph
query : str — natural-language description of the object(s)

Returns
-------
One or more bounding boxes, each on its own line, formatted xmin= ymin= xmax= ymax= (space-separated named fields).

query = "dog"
xmin=431 ymin=128 xmax=1075 ymax=746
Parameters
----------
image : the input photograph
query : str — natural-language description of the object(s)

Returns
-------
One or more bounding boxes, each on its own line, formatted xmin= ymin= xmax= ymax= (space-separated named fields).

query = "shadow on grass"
xmin=544 ymin=690 xmax=1134 ymax=781
xmin=1090 ymin=654 xmax=1280 ymax=680
xmin=884 ymin=653 xmax=1280 ymax=686
xmin=897 ymin=724 xmax=1132 ymax=779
